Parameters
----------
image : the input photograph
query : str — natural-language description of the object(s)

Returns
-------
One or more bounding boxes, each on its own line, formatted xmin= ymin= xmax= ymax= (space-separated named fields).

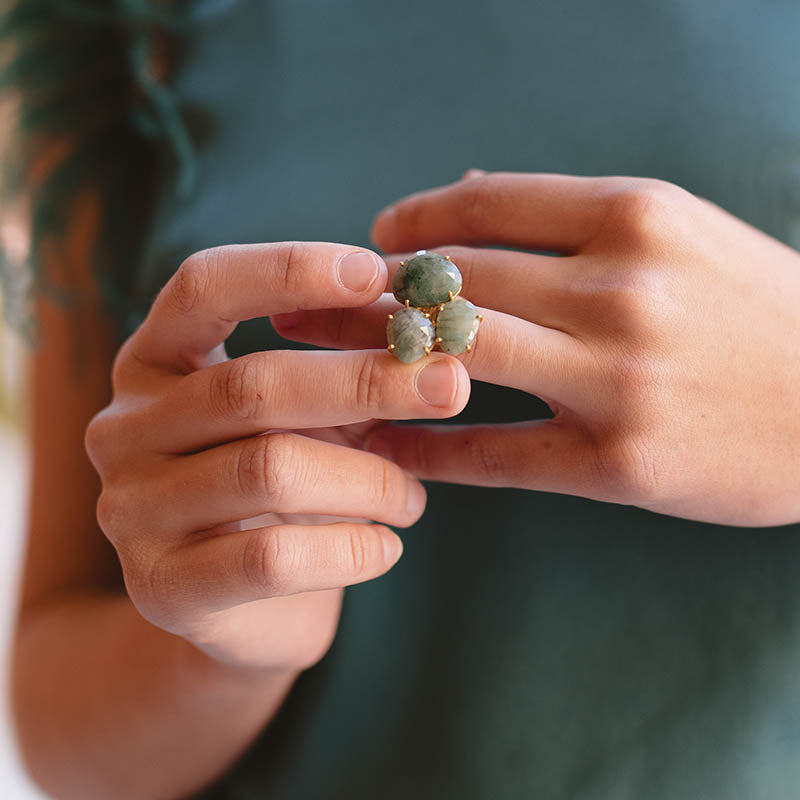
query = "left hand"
xmin=271 ymin=172 xmax=800 ymax=527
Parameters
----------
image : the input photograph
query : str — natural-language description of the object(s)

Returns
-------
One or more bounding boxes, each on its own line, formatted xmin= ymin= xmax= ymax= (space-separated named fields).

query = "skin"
xmin=13 ymin=170 xmax=800 ymax=799
xmin=14 ymin=234 xmax=470 ymax=798
xmin=275 ymin=171 xmax=800 ymax=527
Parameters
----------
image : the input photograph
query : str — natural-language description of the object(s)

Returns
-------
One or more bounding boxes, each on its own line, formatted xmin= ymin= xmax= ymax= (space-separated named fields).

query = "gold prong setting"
xmin=386 ymin=251 xmax=482 ymax=362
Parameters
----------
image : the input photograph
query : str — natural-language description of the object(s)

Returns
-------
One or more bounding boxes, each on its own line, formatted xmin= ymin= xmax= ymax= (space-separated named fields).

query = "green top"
xmin=129 ymin=1 xmax=800 ymax=797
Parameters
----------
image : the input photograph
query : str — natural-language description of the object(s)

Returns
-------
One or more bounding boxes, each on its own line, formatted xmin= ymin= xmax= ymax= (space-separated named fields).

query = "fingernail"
xmin=336 ymin=251 xmax=381 ymax=293
xmin=272 ymin=310 xmax=304 ymax=329
xmin=462 ymin=168 xmax=487 ymax=180
xmin=382 ymin=529 xmax=404 ymax=565
xmin=415 ymin=359 xmax=456 ymax=407
xmin=406 ymin=478 xmax=426 ymax=516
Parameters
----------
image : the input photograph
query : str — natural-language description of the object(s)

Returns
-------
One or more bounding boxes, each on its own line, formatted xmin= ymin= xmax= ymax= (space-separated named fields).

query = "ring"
xmin=386 ymin=250 xmax=483 ymax=363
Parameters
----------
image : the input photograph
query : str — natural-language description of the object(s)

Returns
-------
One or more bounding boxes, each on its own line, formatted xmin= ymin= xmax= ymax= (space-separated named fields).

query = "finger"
xmin=273 ymin=299 xmax=590 ymax=403
xmin=152 ymin=522 xmax=403 ymax=618
xmin=381 ymin=245 xmax=584 ymax=330
xmin=145 ymin=349 xmax=470 ymax=453
xmin=122 ymin=432 xmax=427 ymax=537
xmin=131 ymin=242 xmax=388 ymax=372
xmin=365 ymin=419 xmax=597 ymax=497
xmin=371 ymin=171 xmax=627 ymax=254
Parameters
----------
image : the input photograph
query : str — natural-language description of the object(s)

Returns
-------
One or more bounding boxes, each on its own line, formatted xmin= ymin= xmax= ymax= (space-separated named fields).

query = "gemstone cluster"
xmin=386 ymin=250 xmax=482 ymax=363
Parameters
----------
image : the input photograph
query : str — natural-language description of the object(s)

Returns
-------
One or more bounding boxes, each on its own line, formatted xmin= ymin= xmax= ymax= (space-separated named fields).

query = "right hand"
xmin=85 ymin=242 xmax=470 ymax=673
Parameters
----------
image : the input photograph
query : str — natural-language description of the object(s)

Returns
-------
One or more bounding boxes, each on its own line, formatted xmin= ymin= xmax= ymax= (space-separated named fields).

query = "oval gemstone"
xmin=387 ymin=306 xmax=435 ymax=363
xmin=392 ymin=250 xmax=462 ymax=307
xmin=435 ymin=297 xmax=480 ymax=355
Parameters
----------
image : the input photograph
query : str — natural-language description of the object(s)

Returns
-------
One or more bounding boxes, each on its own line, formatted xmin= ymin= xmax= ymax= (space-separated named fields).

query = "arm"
xmin=11 ymin=232 xmax=467 ymax=800
xmin=11 ymin=260 xmax=297 ymax=800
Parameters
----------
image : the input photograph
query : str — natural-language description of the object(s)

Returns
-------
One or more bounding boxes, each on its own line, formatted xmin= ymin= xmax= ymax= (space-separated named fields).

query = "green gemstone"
xmin=392 ymin=250 xmax=462 ymax=307
xmin=435 ymin=297 xmax=480 ymax=355
xmin=387 ymin=307 xmax=435 ymax=363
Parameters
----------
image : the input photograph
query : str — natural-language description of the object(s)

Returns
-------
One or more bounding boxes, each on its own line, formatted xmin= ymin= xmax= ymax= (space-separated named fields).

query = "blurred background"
xmin=1 ymin=293 xmax=43 ymax=796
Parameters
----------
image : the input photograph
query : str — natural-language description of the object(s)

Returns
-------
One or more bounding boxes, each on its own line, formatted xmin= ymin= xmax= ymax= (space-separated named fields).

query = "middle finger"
xmin=143 ymin=349 xmax=472 ymax=454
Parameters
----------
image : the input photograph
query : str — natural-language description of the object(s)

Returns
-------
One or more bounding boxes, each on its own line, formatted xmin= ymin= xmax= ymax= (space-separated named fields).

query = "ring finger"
xmin=384 ymin=246 xmax=586 ymax=331
xmin=273 ymin=298 xmax=592 ymax=406
xmin=143 ymin=348 xmax=470 ymax=454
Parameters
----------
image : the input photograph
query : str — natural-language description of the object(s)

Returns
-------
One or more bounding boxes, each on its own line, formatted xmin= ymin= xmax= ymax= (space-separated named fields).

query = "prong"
xmin=398 ymin=260 xmax=405 ymax=267
xmin=387 ymin=344 xmax=395 ymax=351
xmin=424 ymin=346 xmax=432 ymax=355
xmin=387 ymin=313 xmax=394 ymax=320
xmin=445 ymin=254 xmax=452 ymax=261
xmin=405 ymin=299 xmax=410 ymax=307
xmin=448 ymin=291 xmax=454 ymax=301
xmin=439 ymin=303 xmax=446 ymax=311
xmin=423 ymin=312 xmax=430 ymax=318
xmin=466 ymin=344 xmax=472 ymax=352
xmin=435 ymin=337 xmax=442 ymax=343
xmin=477 ymin=314 xmax=484 ymax=321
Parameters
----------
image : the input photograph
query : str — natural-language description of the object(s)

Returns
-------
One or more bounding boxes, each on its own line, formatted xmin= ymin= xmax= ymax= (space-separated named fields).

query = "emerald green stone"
xmin=387 ymin=306 xmax=435 ymax=363
xmin=435 ymin=297 xmax=480 ymax=355
xmin=392 ymin=250 xmax=462 ymax=307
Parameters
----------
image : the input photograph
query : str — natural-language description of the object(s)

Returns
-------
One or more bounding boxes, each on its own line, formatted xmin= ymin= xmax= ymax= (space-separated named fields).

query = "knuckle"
xmin=465 ymin=431 xmax=510 ymax=485
xmin=592 ymin=433 xmax=662 ymax=505
xmin=242 ymin=528 xmax=298 ymax=595
xmin=166 ymin=249 xmax=218 ymax=315
xmin=86 ymin=403 xmax=152 ymax=477
xmin=603 ymin=179 xmax=688 ymax=245
xmin=124 ymin=551 xmax=182 ymax=631
xmin=211 ymin=355 xmax=267 ymax=421
xmin=366 ymin=457 xmax=394 ymax=508
xmin=275 ymin=241 xmax=307 ymax=294
xmin=109 ymin=337 xmax=137 ymax=392
xmin=410 ymin=428 xmax=435 ymax=477
xmin=456 ymin=174 xmax=496 ymax=236
xmin=235 ymin=432 xmax=297 ymax=505
xmin=345 ymin=525 xmax=371 ymax=576
xmin=84 ymin=409 xmax=112 ymax=470
xmin=95 ymin=488 xmax=126 ymax=538
xmin=354 ymin=356 xmax=386 ymax=412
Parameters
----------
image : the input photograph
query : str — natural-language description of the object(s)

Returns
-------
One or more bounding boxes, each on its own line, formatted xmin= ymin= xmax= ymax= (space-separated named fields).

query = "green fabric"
xmin=77 ymin=0 xmax=800 ymax=796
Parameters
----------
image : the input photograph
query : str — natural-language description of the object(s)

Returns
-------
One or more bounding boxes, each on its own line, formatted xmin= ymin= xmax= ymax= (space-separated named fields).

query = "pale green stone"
xmin=392 ymin=250 xmax=462 ymax=307
xmin=435 ymin=297 xmax=480 ymax=355
xmin=387 ymin=306 xmax=435 ymax=363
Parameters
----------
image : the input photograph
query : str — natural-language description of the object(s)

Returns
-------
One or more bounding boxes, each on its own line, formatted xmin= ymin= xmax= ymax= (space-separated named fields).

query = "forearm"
xmin=12 ymin=591 xmax=298 ymax=800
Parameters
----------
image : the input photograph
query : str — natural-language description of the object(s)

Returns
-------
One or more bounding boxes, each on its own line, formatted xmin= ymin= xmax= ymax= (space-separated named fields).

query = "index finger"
xmin=132 ymin=242 xmax=387 ymax=371
xmin=370 ymin=172 xmax=629 ymax=254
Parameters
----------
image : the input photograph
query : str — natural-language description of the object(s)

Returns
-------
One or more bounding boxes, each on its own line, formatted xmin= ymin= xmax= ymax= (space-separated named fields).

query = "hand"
xmin=275 ymin=173 xmax=800 ymax=527
xmin=85 ymin=242 xmax=470 ymax=673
